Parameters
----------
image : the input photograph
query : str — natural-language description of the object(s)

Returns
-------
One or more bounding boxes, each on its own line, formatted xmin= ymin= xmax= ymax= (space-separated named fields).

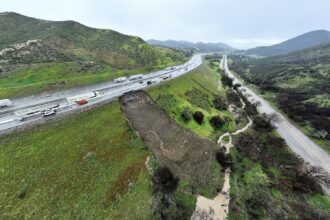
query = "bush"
xmin=209 ymin=116 xmax=225 ymax=130
xmin=181 ymin=107 xmax=191 ymax=122
xmin=233 ymin=83 xmax=241 ymax=91
xmin=213 ymin=95 xmax=227 ymax=110
xmin=252 ymin=114 xmax=277 ymax=132
xmin=152 ymin=167 xmax=179 ymax=194
xmin=185 ymin=88 xmax=211 ymax=111
xmin=193 ymin=111 xmax=204 ymax=125
xmin=221 ymin=73 xmax=233 ymax=87
xmin=216 ymin=151 xmax=232 ymax=168
xmin=156 ymin=94 xmax=177 ymax=114
xmin=227 ymin=90 xmax=242 ymax=107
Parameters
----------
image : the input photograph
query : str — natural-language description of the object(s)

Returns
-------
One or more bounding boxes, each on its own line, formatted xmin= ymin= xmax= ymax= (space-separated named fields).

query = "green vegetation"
xmin=0 ymin=12 xmax=188 ymax=98
xmin=0 ymin=102 xmax=152 ymax=219
xmin=306 ymin=194 xmax=330 ymax=215
xmin=149 ymin=59 xmax=237 ymax=139
xmin=228 ymin=120 xmax=329 ymax=219
xmin=229 ymin=45 xmax=330 ymax=153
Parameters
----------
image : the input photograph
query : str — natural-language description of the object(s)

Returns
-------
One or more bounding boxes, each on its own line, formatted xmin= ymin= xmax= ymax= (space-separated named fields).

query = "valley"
xmin=0 ymin=7 xmax=330 ymax=220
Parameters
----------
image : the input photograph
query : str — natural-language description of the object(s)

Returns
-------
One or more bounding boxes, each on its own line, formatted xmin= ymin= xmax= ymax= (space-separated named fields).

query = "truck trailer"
xmin=66 ymin=91 xmax=100 ymax=103
xmin=114 ymin=77 xmax=128 ymax=83
xmin=0 ymin=99 xmax=13 ymax=108
xmin=15 ymin=103 xmax=59 ymax=117
xmin=128 ymin=74 xmax=143 ymax=81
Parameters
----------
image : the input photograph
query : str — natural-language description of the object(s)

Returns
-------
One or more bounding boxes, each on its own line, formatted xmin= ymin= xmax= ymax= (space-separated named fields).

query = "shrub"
xmin=152 ymin=167 xmax=179 ymax=194
xmin=213 ymin=95 xmax=227 ymax=110
xmin=221 ymin=73 xmax=233 ymax=87
xmin=233 ymin=83 xmax=241 ymax=91
xmin=156 ymin=94 xmax=177 ymax=114
xmin=185 ymin=88 xmax=211 ymax=111
xmin=252 ymin=113 xmax=277 ymax=132
xmin=181 ymin=107 xmax=191 ymax=122
xmin=216 ymin=151 xmax=232 ymax=168
xmin=193 ymin=111 xmax=204 ymax=125
xmin=227 ymin=90 xmax=242 ymax=107
xmin=209 ymin=116 xmax=225 ymax=130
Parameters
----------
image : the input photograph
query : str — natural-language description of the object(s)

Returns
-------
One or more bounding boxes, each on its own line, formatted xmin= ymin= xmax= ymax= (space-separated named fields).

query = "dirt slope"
xmin=119 ymin=90 xmax=217 ymax=189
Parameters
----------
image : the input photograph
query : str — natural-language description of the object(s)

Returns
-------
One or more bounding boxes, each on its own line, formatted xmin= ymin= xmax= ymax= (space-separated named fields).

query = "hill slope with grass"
xmin=245 ymin=30 xmax=330 ymax=57
xmin=0 ymin=12 xmax=188 ymax=98
xmin=0 ymin=102 xmax=152 ymax=219
xmin=229 ymin=44 xmax=330 ymax=152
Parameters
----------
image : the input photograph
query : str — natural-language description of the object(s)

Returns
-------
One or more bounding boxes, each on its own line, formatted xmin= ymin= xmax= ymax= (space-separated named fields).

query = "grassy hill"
xmin=245 ymin=30 xmax=330 ymax=57
xmin=0 ymin=12 xmax=188 ymax=98
xmin=229 ymin=44 xmax=330 ymax=152
xmin=0 ymin=102 xmax=152 ymax=219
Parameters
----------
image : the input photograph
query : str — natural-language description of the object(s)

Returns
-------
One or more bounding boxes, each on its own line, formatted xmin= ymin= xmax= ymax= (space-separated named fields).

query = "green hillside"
xmin=229 ymin=44 xmax=330 ymax=152
xmin=0 ymin=12 xmax=188 ymax=98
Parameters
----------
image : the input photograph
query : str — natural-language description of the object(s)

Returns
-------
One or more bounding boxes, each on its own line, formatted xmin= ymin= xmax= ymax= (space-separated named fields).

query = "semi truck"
xmin=15 ymin=103 xmax=60 ymax=117
xmin=66 ymin=91 xmax=100 ymax=103
xmin=128 ymin=74 xmax=143 ymax=81
xmin=114 ymin=76 xmax=128 ymax=83
xmin=0 ymin=99 xmax=13 ymax=108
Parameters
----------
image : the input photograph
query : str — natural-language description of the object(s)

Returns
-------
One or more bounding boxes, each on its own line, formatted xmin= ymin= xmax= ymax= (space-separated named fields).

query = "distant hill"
xmin=0 ymin=12 xmax=187 ymax=70
xmin=147 ymin=39 xmax=235 ymax=52
xmin=244 ymin=30 xmax=330 ymax=57
xmin=0 ymin=12 xmax=188 ymax=98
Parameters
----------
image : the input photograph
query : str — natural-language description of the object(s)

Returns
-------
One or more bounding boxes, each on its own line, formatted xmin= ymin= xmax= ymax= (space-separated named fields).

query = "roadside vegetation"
xmin=228 ymin=92 xmax=330 ymax=220
xmin=149 ymin=58 xmax=243 ymax=140
xmin=0 ymin=102 xmax=152 ymax=219
xmin=228 ymin=46 xmax=330 ymax=153
xmin=145 ymin=57 xmax=251 ymax=219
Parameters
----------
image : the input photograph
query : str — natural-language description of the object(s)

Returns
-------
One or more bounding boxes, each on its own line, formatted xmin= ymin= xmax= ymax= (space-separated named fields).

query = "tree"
xmin=209 ymin=116 xmax=225 ymax=130
xmin=181 ymin=107 xmax=191 ymax=122
xmin=152 ymin=167 xmax=179 ymax=194
xmin=193 ymin=111 xmax=204 ymax=125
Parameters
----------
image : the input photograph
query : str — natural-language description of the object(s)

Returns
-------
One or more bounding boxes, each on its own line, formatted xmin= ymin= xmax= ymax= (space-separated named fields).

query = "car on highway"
xmin=160 ymin=74 xmax=171 ymax=80
xmin=76 ymin=99 xmax=88 ymax=106
xmin=147 ymin=79 xmax=157 ymax=85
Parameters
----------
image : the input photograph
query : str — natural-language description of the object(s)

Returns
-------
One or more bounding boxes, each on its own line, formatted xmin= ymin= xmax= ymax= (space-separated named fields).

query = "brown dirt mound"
xmin=119 ymin=90 xmax=217 ymax=189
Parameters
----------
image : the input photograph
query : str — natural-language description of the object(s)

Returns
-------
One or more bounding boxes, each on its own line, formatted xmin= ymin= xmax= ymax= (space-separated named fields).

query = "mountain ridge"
xmin=147 ymin=39 xmax=236 ymax=52
xmin=244 ymin=30 xmax=330 ymax=57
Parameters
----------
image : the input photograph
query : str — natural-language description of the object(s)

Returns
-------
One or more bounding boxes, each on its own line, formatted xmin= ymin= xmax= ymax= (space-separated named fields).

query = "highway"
xmin=0 ymin=54 xmax=203 ymax=133
xmin=221 ymin=55 xmax=330 ymax=175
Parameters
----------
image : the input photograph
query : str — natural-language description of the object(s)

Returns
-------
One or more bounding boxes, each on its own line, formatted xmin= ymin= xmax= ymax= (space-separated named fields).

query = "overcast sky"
xmin=1 ymin=0 xmax=330 ymax=49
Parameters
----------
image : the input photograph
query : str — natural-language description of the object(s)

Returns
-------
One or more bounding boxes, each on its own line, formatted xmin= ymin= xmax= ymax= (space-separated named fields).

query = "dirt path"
xmin=192 ymin=61 xmax=253 ymax=220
